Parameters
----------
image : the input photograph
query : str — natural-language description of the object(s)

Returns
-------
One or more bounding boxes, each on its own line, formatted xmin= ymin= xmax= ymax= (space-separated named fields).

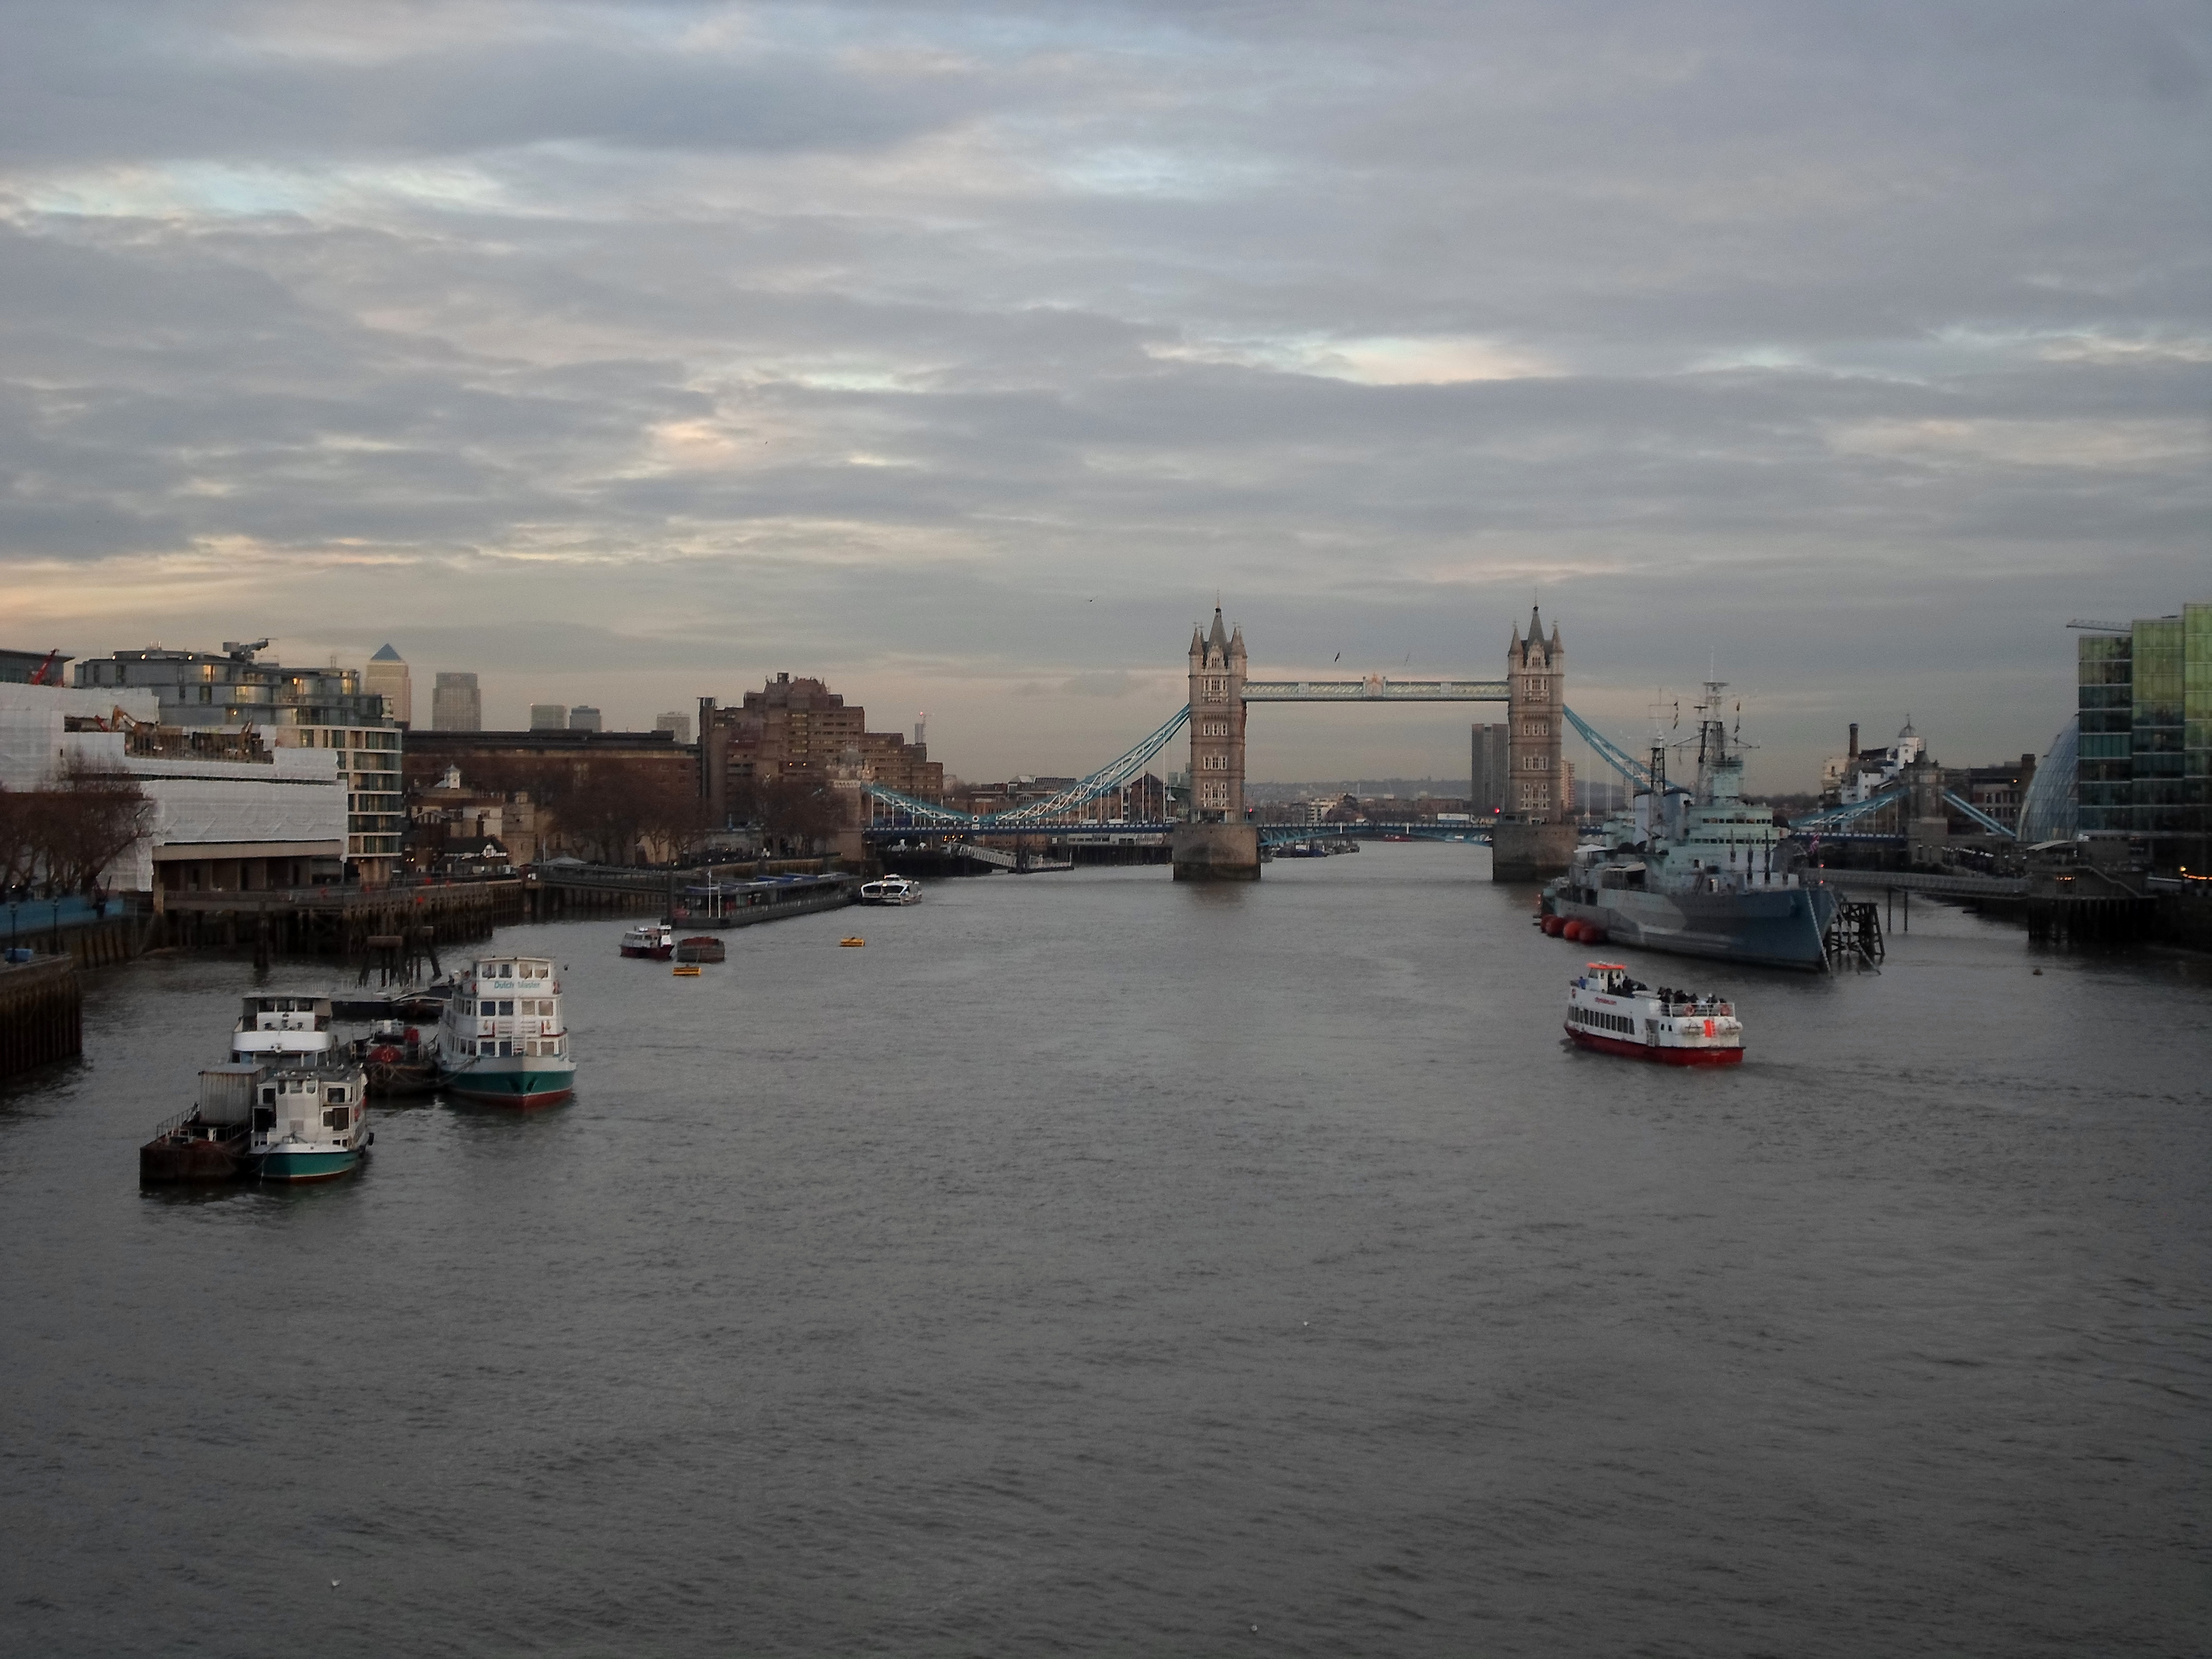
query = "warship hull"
xmin=1548 ymin=883 xmax=1837 ymax=972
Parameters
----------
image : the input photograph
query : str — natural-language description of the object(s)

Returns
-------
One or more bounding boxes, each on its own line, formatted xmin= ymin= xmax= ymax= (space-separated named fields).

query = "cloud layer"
xmin=3 ymin=0 xmax=2207 ymax=783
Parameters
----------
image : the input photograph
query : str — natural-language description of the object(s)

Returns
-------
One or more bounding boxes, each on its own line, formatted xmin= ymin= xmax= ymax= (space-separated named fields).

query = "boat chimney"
xmin=1848 ymin=721 xmax=1859 ymax=760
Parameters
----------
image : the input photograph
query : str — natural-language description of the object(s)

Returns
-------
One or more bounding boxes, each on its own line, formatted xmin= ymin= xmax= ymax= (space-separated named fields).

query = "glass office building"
xmin=2076 ymin=603 xmax=2211 ymax=873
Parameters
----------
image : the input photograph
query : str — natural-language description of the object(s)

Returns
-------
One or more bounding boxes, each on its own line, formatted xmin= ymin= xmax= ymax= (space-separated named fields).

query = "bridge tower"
xmin=1171 ymin=606 xmax=1261 ymax=880
xmin=1492 ymin=607 xmax=1576 ymax=880
xmin=1187 ymin=607 xmax=1247 ymax=819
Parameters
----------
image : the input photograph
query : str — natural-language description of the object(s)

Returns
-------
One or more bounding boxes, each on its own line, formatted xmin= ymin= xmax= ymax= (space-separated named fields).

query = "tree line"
xmin=429 ymin=757 xmax=846 ymax=865
xmin=0 ymin=766 xmax=154 ymax=897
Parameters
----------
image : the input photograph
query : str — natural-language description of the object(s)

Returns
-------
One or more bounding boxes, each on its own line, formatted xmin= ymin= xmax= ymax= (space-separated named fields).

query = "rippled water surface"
xmin=3 ymin=846 xmax=2208 ymax=1656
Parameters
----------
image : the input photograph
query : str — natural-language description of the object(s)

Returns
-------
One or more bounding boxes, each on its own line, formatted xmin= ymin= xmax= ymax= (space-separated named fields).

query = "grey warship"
xmin=1540 ymin=682 xmax=1837 ymax=971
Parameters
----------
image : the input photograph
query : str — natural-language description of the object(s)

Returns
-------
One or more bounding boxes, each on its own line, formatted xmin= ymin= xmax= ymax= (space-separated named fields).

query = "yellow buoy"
xmin=672 ymin=963 xmax=702 ymax=976
xmin=839 ymin=937 xmax=866 ymax=948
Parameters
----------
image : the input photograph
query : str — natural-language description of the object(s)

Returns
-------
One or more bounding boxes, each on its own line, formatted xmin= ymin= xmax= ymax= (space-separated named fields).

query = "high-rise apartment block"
xmin=2077 ymin=601 xmax=2211 ymax=873
xmin=365 ymin=643 xmax=411 ymax=726
xmin=432 ymin=672 xmax=481 ymax=732
xmin=568 ymin=705 xmax=602 ymax=733
xmin=530 ymin=703 xmax=566 ymax=731
xmin=655 ymin=711 xmax=692 ymax=745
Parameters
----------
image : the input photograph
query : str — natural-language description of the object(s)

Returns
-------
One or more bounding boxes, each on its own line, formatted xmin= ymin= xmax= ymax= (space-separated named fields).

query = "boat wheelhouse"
xmin=1565 ymin=962 xmax=1744 ymax=1066
xmin=435 ymin=954 xmax=575 ymax=1107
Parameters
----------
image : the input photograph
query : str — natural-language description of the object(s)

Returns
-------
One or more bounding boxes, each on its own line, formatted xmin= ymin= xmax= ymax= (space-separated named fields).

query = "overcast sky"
xmin=4 ymin=0 xmax=2206 ymax=787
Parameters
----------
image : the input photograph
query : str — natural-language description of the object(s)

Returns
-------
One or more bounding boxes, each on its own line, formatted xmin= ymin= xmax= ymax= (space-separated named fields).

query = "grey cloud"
xmin=0 ymin=0 xmax=2205 ymax=781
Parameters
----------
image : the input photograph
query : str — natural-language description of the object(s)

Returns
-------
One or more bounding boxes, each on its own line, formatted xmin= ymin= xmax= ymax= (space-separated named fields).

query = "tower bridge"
xmin=861 ymin=604 xmax=1581 ymax=882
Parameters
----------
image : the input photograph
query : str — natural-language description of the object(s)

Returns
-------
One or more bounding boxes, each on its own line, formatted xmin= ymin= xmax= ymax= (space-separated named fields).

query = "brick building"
xmin=697 ymin=673 xmax=943 ymax=828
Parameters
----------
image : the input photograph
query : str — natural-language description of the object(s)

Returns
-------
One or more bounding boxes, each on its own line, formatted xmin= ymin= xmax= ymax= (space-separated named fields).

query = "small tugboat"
xmin=620 ymin=922 xmax=675 ymax=959
xmin=435 ymin=953 xmax=575 ymax=1107
xmin=856 ymin=875 xmax=922 ymax=905
xmin=246 ymin=1057 xmax=372 ymax=1181
xmin=1565 ymin=962 xmax=1743 ymax=1066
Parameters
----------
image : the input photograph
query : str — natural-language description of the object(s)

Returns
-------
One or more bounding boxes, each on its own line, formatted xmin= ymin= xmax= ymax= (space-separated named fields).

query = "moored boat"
xmin=856 ymin=875 xmax=922 ymax=905
xmin=1565 ymin=962 xmax=1743 ymax=1065
xmin=436 ymin=954 xmax=575 ymax=1107
xmin=621 ymin=923 xmax=675 ymax=959
xmin=246 ymin=1057 xmax=372 ymax=1180
xmin=143 ymin=994 xmax=374 ymax=1182
xmin=349 ymin=1018 xmax=439 ymax=1096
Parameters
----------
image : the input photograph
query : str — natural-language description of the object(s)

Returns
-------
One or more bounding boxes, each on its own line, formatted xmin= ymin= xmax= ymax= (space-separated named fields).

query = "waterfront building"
xmin=2077 ymin=603 xmax=2212 ymax=873
xmin=0 ymin=681 xmax=345 ymax=894
xmin=401 ymin=728 xmax=695 ymax=864
xmin=432 ymin=671 xmax=481 ymax=732
xmin=408 ymin=764 xmax=541 ymax=872
xmin=697 ymin=673 xmax=943 ymax=827
xmin=568 ymin=705 xmax=602 ymax=733
xmin=655 ymin=711 xmax=692 ymax=745
xmin=70 ymin=643 xmax=401 ymax=884
xmin=0 ymin=649 xmax=71 ymax=685
xmin=530 ymin=703 xmax=567 ymax=732
xmin=365 ymin=644 xmax=411 ymax=727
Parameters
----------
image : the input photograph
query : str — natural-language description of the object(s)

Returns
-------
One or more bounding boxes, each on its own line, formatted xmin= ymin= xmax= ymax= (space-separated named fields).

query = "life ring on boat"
xmin=369 ymin=1045 xmax=402 ymax=1064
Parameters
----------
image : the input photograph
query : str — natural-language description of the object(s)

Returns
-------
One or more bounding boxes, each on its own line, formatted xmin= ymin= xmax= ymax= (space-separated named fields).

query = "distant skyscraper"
xmin=530 ymin=703 xmax=566 ymax=731
xmin=432 ymin=671 xmax=481 ymax=733
xmin=1471 ymin=722 xmax=1508 ymax=815
xmin=568 ymin=705 xmax=602 ymax=733
xmin=365 ymin=643 xmax=411 ymax=726
xmin=655 ymin=710 xmax=692 ymax=745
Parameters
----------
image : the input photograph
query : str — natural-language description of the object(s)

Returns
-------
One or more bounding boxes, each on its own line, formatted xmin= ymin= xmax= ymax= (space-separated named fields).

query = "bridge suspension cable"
xmin=1560 ymin=705 xmax=1687 ymax=793
xmin=866 ymin=704 xmax=1193 ymax=829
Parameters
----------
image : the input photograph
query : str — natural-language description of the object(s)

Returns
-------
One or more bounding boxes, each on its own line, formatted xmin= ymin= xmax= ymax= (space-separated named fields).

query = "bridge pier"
xmin=1490 ymin=820 xmax=1576 ymax=881
xmin=1171 ymin=821 xmax=1261 ymax=881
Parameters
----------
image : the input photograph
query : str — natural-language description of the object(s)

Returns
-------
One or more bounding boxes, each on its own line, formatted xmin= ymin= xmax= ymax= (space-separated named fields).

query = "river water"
xmin=2 ymin=845 xmax=2207 ymax=1656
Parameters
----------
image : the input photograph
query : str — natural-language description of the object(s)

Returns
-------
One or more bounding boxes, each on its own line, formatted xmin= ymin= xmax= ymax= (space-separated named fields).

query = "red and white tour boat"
xmin=1565 ymin=962 xmax=1743 ymax=1066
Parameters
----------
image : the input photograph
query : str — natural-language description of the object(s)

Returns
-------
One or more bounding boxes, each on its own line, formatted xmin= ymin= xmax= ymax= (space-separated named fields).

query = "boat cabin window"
xmin=480 ymin=1000 xmax=498 ymax=1016
xmin=498 ymin=1000 xmax=514 ymax=1016
xmin=262 ymin=1087 xmax=276 ymax=1105
xmin=327 ymin=1087 xmax=349 ymax=1104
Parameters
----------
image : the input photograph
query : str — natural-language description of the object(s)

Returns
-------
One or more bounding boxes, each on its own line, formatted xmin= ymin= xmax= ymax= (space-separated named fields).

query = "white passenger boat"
xmin=620 ymin=923 xmax=674 ymax=959
xmin=229 ymin=993 xmax=371 ymax=1180
xmin=857 ymin=875 xmax=922 ymax=905
xmin=1565 ymin=962 xmax=1744 ymax=1066
xmin=435 ymin=954 xmax=575 ymax=1107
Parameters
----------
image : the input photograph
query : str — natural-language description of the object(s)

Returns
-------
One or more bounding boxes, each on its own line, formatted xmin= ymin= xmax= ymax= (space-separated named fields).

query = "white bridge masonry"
xmin=1169 ymin=605 xmax=1573 ymax=883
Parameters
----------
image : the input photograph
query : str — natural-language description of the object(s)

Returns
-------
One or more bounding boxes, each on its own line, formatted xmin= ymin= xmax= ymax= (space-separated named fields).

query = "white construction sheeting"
xmin=0 ymin=685 xmax=343 ymax=891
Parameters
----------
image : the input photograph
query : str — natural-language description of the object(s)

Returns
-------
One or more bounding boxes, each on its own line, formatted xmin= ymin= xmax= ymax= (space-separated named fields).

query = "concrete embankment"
xmin=0 ymin=956 xmax=81 ymax=1079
